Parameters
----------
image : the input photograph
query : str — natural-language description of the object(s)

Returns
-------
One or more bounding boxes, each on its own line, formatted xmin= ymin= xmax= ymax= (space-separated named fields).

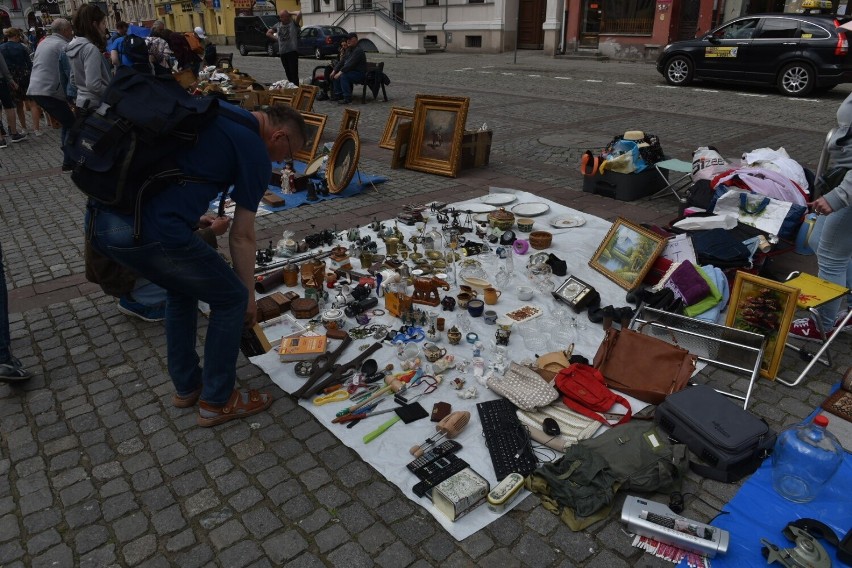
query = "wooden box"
xmin=460 ymin=130 xmax=493 ymax=170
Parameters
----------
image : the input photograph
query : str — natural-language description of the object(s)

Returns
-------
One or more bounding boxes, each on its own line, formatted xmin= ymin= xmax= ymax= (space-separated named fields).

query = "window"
xmin=754 ymin=17 xmax=798 ymax=39
xmin=336 ymin=0 xmax=345 ymax=10
xmin=800 ymin=21 xmax=830 ymax=39
xmin=599 ymin=0 xmax=653 ymax=35
xmin=469 ymin=0 xmax=484 ymax=4
xmin=465 ymin=35 xmax=482 ymax=47
xmin=426 ymin=0 xmax=438 ymax=5
xmin=714 ymin=18 xmax=759 ymax=40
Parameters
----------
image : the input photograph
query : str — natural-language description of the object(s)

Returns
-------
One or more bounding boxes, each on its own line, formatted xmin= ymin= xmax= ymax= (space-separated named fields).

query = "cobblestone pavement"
xmin=1 ymin=49 xmax=849 ymax=567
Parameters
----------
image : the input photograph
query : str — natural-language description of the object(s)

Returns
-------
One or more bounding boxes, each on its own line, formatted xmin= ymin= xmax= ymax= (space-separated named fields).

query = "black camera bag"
xmin=654 ymin=385 xmax=776 ymax=483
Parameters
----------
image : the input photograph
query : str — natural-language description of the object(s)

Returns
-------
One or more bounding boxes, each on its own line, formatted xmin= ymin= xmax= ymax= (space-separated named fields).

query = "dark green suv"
xmin=656 ymin=13 xmax=852 ymax=96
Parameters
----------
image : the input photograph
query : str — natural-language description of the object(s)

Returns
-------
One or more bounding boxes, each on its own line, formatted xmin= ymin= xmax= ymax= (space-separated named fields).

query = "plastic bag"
xmin=692 ymin=146 xmax=729 ymax=182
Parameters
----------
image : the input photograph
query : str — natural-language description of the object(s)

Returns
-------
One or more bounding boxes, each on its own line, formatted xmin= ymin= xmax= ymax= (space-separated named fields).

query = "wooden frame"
xmin=338 ymin=108 xmax=360 ymax=136
xmin=404 ymin=95 xmax=469 ymax=178
xmin=326 ymin=130 xmax=361 ymax=194
xmin=379 ymin=106 xmax=413 ymax=149
xmin=588 ymin=217 xmax=667 ymax=291
xmin=293 ymin=111 xmax=327 ymax=163
xmin=726 ymin=272 xmax=799 ymax=380
xmin=292 ymin=85 xmax=319 ymax=112
xmin=270 ymin=94 xmax=294 ymax=107
xmin=390 ymin=121 xmax=412 ymax=170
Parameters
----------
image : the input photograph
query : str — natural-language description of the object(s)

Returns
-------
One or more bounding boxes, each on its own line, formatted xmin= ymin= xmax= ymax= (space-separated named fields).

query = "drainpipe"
xmin=442 ymin=0 xmax=449 ymax=49
xmin=558 ymin=4 xmax=567 ymax=54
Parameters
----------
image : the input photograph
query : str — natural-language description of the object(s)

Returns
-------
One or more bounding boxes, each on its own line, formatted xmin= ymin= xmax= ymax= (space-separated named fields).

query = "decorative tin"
xmin=487 ymin=208 xmax=515 ymax=231
xmin=321 ymin=308 xmax=345 ymax=330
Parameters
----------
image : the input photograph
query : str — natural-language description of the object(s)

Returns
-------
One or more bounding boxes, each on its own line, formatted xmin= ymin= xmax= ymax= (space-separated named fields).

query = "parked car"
xmin=656 ymin=12 xmax=852 ymax=96
xmin=297 ymin=25 xmax=349 ymax=59
xmin=235 ymin=15 xmax=280 ymax=57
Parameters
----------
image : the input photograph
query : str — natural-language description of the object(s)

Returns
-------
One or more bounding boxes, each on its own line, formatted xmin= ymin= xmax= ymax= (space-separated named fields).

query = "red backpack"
xmin=555 ymin=363 xmax=632 ymax=426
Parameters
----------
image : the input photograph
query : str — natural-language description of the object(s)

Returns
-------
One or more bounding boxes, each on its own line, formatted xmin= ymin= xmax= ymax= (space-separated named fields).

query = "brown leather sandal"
xmin=172 ymin=386 xmax=202 ymax=408
xmin=196 ymin=389 xmax=273 ymax=427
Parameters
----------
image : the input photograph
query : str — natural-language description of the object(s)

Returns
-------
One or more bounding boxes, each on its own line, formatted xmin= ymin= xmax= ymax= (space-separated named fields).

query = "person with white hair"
xmin=27 ymin=18 xmax=75 ymax=170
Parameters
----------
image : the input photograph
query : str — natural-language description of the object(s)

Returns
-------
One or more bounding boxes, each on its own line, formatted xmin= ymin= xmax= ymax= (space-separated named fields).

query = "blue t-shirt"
xmin=141 ymin=104 xmax=269 ymax=244
xmin=109 ymin=36 xmax=133 ymax=67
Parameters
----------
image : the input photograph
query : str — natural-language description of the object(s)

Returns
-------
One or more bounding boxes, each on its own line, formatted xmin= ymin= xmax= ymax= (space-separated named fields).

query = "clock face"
xmin=563 ymin=281 xmax=582 ymax=300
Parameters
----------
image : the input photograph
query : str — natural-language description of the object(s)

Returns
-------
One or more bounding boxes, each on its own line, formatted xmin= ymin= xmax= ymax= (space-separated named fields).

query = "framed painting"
xmin=726 ymin=271 xmax=799 ymax=380
xmin=270 ymin=94 xmax=294 ymax=107
xmin=293 ymin=111 xmax=327 ymax=163
xmin=292 ymin=85 xmax=319 ymax=113
xmin=589 ymin=217 xmax=668 ymax=291
xmin=404 ymin=95 xmax=469 ymax=178
xmin=379 ymin=106 xmax=413 ymax=150
xmin=326 ymin=130 xmax=361 ymax=194
xmin=338 ymin=108 xmax=360 ymax=137
xmin=390 ymin=121 xmax=412 ymax=170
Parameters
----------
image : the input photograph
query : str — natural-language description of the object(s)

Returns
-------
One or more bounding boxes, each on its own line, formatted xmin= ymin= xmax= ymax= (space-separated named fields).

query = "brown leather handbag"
xmin=593 ymin=325 xmax=697 ymax=405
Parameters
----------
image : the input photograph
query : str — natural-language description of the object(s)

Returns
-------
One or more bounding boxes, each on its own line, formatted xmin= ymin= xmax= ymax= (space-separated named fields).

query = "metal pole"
xmin=513 ymin=0 xmax=519 ymax=63
xmin=395 ymin=5 xmax=398 ymax=57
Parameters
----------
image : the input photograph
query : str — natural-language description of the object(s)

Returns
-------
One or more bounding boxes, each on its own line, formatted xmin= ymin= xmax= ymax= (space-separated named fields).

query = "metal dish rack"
xmin=630 ymin=306 xmax=766 ymax=409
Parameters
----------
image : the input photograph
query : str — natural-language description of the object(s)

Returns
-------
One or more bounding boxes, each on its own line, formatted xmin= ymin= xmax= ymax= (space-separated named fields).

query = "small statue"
xmin=280 ymin=162 xmax=296 ymax=194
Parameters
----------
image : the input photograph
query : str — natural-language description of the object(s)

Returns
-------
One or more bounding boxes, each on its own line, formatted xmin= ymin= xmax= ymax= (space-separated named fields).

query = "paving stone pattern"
xmin=1 ymin=50 xmax=849 ymax=566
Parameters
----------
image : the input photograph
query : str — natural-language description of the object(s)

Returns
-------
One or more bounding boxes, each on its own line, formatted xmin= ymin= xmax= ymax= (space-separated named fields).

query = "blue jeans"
xmin=30 ymin=95 xmax=75 ymax=167
xmin=86 ymin=204 xmax=247 ymax=405
xmin=130 ymin=278 xmax=167 ymax=307
xmin=814 ymin=206 xmax=852 ymax=328
xmin=0 ymin=243 xmax=11 ymax=363
xmin=333 ymin=70 xmax=366 ymax=100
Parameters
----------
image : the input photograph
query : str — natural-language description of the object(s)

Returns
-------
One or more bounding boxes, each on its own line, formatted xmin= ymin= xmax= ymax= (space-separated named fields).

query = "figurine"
xmin=280 ymin=162 xmax=296 ymax=194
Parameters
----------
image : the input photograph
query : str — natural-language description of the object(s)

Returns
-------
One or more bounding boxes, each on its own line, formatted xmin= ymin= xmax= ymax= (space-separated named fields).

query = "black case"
xmin=654 ymin=385 xmax=776 ymax=482
xmin=582 ymin=167 xmax=667 ymax=201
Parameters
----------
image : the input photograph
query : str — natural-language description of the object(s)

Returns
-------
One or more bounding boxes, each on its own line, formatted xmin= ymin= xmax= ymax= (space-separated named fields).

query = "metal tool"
xmin=762 ymin=526 xmax=831 ymax=568
xmin=409 ymin=410 xmax=471 ymax=457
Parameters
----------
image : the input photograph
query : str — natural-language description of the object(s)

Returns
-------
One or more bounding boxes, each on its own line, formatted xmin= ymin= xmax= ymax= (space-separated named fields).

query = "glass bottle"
xmin=771 ymin=415 xmax=843 ymax=503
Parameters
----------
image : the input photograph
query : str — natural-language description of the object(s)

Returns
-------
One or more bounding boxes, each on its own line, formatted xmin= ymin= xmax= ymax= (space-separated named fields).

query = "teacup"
xmin=483 ymin=310 xmax=498 ymax=325
xmin=459 ymin=285 xmax=478 ymax=297
xmin=517 ymin=286 xmax=535 ymax=301
xmin=457 ymin=292 xmax=474 ymax=309
xmin=467 ymin=299 xmax=485 ymax=318
xmin=423 ymin=343 xmax=447 ymax=363
xmin=397 ymin=343 xmax=420 ymax=361
xmin=517 ymin=218 xmax=535 ymax=233
xmin=484 ymin=287 xmax=502 ymax=305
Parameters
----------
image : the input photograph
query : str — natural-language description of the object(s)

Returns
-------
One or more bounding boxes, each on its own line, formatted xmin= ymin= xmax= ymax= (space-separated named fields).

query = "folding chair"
xmin=649 ymin=158 xmax=693 ymax=203
xmin=780 ymin=271 xmax=851 ymax=387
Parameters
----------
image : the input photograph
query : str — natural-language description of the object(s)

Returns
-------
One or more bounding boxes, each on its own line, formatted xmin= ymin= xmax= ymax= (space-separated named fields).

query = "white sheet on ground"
xmin=251 ymin=189 xmax=696 ymax=540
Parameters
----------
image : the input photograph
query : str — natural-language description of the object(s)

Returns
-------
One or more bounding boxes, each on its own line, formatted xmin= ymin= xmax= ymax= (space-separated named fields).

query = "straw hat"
xmin=623 ymin=130 xmax=645 ymax=141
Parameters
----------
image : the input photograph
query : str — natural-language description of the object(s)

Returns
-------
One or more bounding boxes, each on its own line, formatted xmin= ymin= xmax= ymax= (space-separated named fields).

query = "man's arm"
xmin=266 ymin=24 xmax=277 ymax=40
xmin=229 ymin=205 xmax=259 ymax=327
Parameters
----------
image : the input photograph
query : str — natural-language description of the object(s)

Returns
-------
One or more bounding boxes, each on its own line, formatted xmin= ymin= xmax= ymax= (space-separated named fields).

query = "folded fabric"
xmin=664 ymin=260 xmax=712 ymax=305
xmin=683 ymin=265 xmax=723 ymax=318
xmin=693 ymin=265 xmax=731 ymax=323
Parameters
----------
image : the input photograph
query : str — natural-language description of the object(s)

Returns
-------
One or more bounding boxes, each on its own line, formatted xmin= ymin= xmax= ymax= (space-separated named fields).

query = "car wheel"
xmin=664 ymin=56 xmax=693 ymax=86
xmin=238 ymin=44 xmax=248 ymax=56
xmin=777 ymin=62 xmax=814 ymax=97
xmin=315 ymin=47 xmax=323 ymax=60
xmin=267 ymin=43 xmax=276 ymax=57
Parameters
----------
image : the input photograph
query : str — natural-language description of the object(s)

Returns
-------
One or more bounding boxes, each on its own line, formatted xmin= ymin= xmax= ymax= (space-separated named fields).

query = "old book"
xmin=278 ymin=334 xmax=328 ymax=362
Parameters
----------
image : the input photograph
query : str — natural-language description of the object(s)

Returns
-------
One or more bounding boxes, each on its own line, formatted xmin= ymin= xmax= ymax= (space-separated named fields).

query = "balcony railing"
xmin=600 ymin=17 xmax=653 ymax=35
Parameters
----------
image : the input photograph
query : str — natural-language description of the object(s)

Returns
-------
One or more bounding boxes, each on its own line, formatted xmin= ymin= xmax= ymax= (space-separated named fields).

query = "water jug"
xmin=771 ymin=415 xmax=842 ymax=503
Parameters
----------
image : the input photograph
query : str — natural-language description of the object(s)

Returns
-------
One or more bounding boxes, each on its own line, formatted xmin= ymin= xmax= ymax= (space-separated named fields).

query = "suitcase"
xmin=582 ymin=167 xmax=667 ymax=201
xmin=654 ymin=385 xmax=776 ymax=482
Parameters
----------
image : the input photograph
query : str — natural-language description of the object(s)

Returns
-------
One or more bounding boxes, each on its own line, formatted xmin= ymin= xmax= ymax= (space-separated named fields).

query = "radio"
xmin=620 ymin=496 xmax=729 ymax=558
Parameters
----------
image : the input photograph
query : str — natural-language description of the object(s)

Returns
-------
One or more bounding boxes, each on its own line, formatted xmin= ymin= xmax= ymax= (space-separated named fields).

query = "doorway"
xmin=677 ymin=0 xmax=700 ymax=41
xmin=579 ymin=0 xmax=602 ymax=48
xmin=518 ymin=0 xmax=546 ymax=49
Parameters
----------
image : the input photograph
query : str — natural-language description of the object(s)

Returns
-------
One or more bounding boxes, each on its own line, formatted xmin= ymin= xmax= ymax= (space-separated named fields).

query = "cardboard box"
xmin=460 ymin=130 xmax=493 ymax=169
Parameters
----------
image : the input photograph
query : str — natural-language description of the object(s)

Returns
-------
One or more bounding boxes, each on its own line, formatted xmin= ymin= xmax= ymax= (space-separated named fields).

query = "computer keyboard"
xmin=476 ymin=398 xmax=537 ymax=481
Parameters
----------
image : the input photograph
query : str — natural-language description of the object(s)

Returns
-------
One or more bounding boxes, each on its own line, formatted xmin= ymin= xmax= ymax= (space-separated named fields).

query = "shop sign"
xmin=180 ymin=1 xmax=192 ymax=11
xmin=164 ymin=3 xmax=173 ymax=12
xmin=212 ymin=0 xmax=221 ymax=9
xmin=233 ymin=0 xmax=252 ymax=8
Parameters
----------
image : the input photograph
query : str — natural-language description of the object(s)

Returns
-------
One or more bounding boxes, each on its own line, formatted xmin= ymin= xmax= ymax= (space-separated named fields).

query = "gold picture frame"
xmin=726 ymin=271 xmax=799 ymax=380
xmin=270 ymin=94 xmax=294 ymax=107
xmin=292 ymin=85 xmax=319 ymax=112
xmin=404 ymin=95 xmax=469 ymax=178
xmin=379 ymin=106 xmax=413 ymax=150
xmin=588 ymin=217 xmax=667 ymax=291
xmin=326 ymin=130 xmax=361 ymax=194
xmin=338 ymin=108 xmax=360 ymax=137
xmin=391 ymin=120 xmax=412 ymax=170
xmin=294 ymin=111 xmax=327 ymax=163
